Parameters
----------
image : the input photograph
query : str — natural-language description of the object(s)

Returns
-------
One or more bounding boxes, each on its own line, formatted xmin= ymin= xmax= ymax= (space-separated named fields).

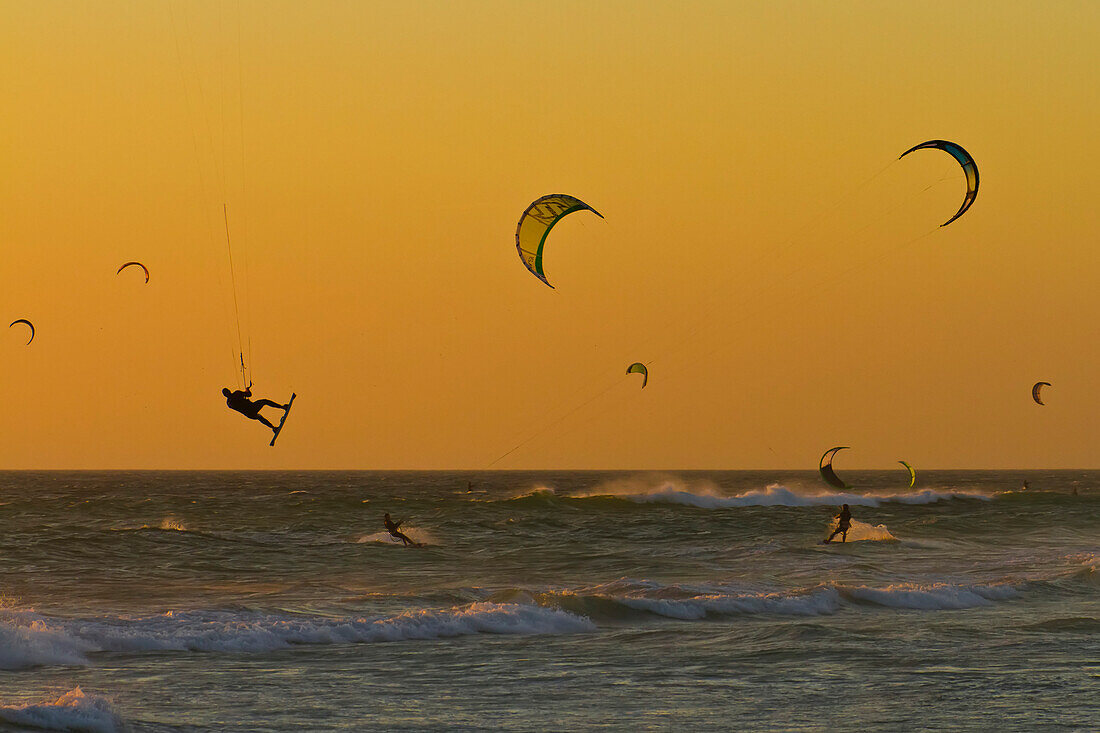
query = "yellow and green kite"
xmin=514 ymin=194 xmax=603 ymax=288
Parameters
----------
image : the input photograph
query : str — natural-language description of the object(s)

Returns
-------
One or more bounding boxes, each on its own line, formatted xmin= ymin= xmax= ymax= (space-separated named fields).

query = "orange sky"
xmin=1 ymin=1 xmax=1098 ymax=469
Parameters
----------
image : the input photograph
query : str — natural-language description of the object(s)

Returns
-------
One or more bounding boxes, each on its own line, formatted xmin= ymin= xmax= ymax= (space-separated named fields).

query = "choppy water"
xmin=0 ymin=471 xmax=1096 ymax=732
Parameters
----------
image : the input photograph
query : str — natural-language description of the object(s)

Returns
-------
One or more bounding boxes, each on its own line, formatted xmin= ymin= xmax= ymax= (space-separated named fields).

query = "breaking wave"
xmin=538 ymin=582 xmax=842 ymax=620
xmin=837 ymin=582 xmax=1018 ymax=609
xmin=487 ymin=486 xmax=559 ymax=504
xmin=532 ymin=577 xmax=1020 ymax=621
xmin=0 ymin=602 xmax=594 ymax=669
xmin=2 ymin=567 xmax=1080 ymax=671
xmin=572 ymin=479 xmax=988 ymax=509
xmin=0 ymin=687 xmax=124 ymax=733
xmin=823 ymin=517 xmax=897 ymax=542
xmin=0 ymin=610 xmax=92 ymax=670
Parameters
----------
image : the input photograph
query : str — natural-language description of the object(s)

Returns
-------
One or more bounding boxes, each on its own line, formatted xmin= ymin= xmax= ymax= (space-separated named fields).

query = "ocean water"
xmin=0 ymin=470 xmax=1096 ymax=732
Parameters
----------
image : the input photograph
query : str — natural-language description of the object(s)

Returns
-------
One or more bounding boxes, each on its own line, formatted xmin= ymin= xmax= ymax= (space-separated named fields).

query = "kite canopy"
xmin=515 ymin=194 xmax=603 ymax=288
xmin=819 ymin=446 xmax=850 ymax=490
xmin=1032 ymin=381 xmax=1051 ymax=406
xmin=899 ymin=140 xmax=979 ymax=227
xmin=898 ymin=460 xmax=916 ymax=488
xmin=117 ymin=261 xmax=150 ymax=283
xmin=9 ymin=319 xmax=34 ymax=345
xmin=626 ymin=362 xmax=648 ymax=388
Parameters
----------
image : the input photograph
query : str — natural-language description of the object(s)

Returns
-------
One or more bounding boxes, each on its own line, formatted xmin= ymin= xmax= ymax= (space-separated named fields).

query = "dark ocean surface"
xmin=0 ymin=471 xmax=1096 ymax=731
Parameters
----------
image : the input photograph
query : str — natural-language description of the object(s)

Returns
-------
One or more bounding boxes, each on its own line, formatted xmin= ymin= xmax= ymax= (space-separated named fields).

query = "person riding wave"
xmin=825 ymin=504 xmax=853 ymax=543
xmin=383 ymin=513 xmax=417 ymax=547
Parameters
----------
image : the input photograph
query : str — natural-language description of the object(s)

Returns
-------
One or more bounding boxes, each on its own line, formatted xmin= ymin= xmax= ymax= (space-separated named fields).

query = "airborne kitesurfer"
xmin=222 ymin=383 xmax=290 ymax=434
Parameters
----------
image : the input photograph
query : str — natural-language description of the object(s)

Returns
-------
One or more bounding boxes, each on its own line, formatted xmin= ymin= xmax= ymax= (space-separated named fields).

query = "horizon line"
xmin=0 ymin=467 xmax=1093 ymax=473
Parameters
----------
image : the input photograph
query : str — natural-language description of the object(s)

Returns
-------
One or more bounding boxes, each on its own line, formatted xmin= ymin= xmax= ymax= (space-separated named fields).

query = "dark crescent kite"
xmin=899 ymin=140 xmax=979 ymax=227
xmin=117 ymin=261 xmax=150 ymax=283
xmin=819 ymin=446 xmax=851 ymax=490
xmin=9 ymin=319 xmax=35 ymax=345
xmin=1032 ymin=381 xmax=1050 ymax=406
xmin=515 ymin=194 xmax=603 ymax=288
xmin=898 ymin=460 xmax=916 ymax=488
xmin=626 ymin=362 xmax=648 ymax=388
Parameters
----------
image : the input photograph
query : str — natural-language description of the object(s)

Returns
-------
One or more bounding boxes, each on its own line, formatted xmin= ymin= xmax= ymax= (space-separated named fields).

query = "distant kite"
xmin=1032 ymin=381 xmax=1051 ymax=406
xmin=117 ymin=261 xmax=150 ymax=283
xmin=819 ymin=446 xmax=851 ymax=490
xmin=9 ymin=319 xmax=34 ymax=345
xmin=515 ymin=194 xmax=603 ymax=288
xmin=899 ymin=140 xmax=979 ymax=227
xmin=626 ymin=362 xmax=648 ymax=388
xmin=898 ymin=460 xmax=916 ymax=488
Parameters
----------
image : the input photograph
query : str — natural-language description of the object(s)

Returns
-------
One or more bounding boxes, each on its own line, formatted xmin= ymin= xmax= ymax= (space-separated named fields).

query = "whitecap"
xmin=0 ymin=687 xmax=124 ymax=733
xmin=1 ymin=602 xmax=594 ymax=664
xmin=575 ymin=478 xmax=987 ymax=509
xmin=839 ymin=582 xmax=1018 ymax=610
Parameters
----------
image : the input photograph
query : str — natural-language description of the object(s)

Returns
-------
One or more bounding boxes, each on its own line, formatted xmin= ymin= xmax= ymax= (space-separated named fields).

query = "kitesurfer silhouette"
xmin=825 ymin=504 xmax=853 ymax=543
xmin=222 ymin=383 xmax=289 ymax=433
xmin=384 ymin=513 xmax=417 ymax=547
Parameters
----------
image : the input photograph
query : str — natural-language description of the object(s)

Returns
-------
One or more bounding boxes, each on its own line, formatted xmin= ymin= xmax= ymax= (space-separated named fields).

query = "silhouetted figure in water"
xmin=222 ymin=384 xmax=289 ymax=434
xmin=825 ymin=504 xmax=853 ymax=543
xmin=1022 ymin=480 xmax=1030 ymax=491
xmin=384 ymin=513 xmax=416 ymax=546
xmin=466 ymin=481 xmax=475 ymax=493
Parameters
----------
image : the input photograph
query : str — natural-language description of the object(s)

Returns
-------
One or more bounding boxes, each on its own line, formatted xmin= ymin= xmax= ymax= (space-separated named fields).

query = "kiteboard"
xmin=269 ymin=393 xmax=296 ymax=446
xmin=386 ymin=536 xmax=425 ymax=548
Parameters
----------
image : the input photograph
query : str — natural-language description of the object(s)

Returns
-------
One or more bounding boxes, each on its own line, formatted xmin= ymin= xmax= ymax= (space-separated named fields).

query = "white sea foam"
xmin=0 ymin=688 xmax=123 ymax=733
xmin=0 ymin=610 xmax=93 ymax=670
xmin=823 ymin=518 xmax=897 ymax=542
xmin=576 ymin=477 xmax=987 ymax=508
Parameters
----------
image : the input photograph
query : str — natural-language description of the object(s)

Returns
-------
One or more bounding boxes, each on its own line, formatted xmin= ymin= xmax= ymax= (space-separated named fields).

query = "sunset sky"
xmin=1 ymin=1 xmax=1097 ymax=469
